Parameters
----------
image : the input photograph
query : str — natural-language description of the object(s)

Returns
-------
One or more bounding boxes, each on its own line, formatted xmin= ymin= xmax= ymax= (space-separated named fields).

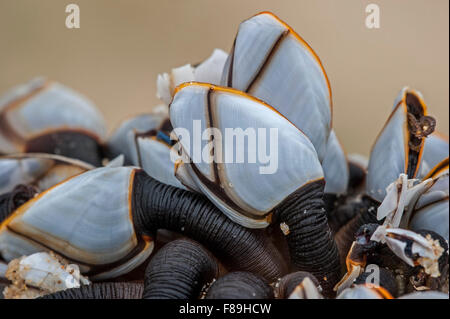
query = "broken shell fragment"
xmin=157 ymin=48 xmax=228 ymax=105
xmin=3 ymin=251 xmax=90 ymax=299
xmin=371 ymin=227 xmax=446 ymax=278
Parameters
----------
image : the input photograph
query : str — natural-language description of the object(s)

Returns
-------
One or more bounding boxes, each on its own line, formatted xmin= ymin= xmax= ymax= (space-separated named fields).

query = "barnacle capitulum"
xmin=367 ymin=88 xmax=434 ymax=202
xmin=170 ymin=82 xmax=340 ymax=293
xmin=106 ymin=110 xmax=167 ymax=165
xmin=221 ymin=12 xmax=332 ymax=161
xmin=157 ymin=48 xmax=228 ymax=106
xmin=205 ymin=271 xmax=273 ymax=299
xmin=3 ymin=251 xmax=90 ymax=299
xmin=0 ymin=167 xmax=154 ymax=280
xmin=132 ymin=128 xmax=188 ymax=190
xmin=0 ymin=78 xmax=107 ymax=166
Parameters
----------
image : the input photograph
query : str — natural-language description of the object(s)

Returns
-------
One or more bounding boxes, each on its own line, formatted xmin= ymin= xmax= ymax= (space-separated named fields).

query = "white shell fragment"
xmin=3 ymin=252 xmax=90 ymax=299
xmin=221 ymin=12 xmax=332 ymax=161
xmin=0 ymin=78 xmax=107 ymax=153
xmin=170 ymin=83 xmax=324 ymax=228
xmin=376 ymin=173 xmax=433 ymax=228
xmin=0 ymin=166 xmax=154 ymax=280
xmin=322 ymin=130 xmax=349 ymax=195
xmin=157 ymin=48 xmax=228 ymax=105
xmin=371 ymin=227 xmax=445 ymax=277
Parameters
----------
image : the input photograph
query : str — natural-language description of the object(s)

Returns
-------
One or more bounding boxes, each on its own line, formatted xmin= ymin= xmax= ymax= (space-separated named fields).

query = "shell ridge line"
xmin=244 ymin=29 xmax=290 ymax=93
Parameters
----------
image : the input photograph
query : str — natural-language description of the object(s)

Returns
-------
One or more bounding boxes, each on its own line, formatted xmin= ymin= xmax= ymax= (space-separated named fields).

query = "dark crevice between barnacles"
xmin=0 ymin=185 xmax=37 ymax=223
xmin=24 ymin=130 xmax=103 ymax=167
xmin=274 ymin=271 xmax=321 ymax=298
xmin=132 ymin=170 xmax=287 ymax=282
xmin=348 ymin=161 xmax=367 ymax=196
xmin=354 ymin=266 xmax=399 ymax=298
xmin=205 ymin=271 xmax=273 ymax=299
xmin=39 ymin=282 xmax=144 ymax=299
xmin=334 ymin=196 xmax=380 ymax=268
xmin=324 ymin=193 xmax=350 ymax=234
xmin=143 ymin=239 xmax=218 ymax=299
xmin=272 ymin=179 xmax=341 ymax=296
xmin=405 ymin=93 xmax=436 ymax=177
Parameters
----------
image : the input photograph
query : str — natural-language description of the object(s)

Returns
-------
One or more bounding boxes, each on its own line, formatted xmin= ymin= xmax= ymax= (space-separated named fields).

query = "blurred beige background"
xmin=0 ymin=0 xmax=448 ymax=155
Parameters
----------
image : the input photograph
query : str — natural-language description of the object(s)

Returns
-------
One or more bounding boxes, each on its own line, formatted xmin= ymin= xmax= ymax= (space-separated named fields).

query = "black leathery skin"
xmin=273 ymin=179 xmax=341 ymax=295
xmin=39 ymin=282 xmax=144 ymax=299
xmin=275 ymin=271 xmax=320 ymax=298
xmin=0 ymin=184 xmax=37 ymax=223
xmin=132 ymin=171 xmax=288 ymax=282
xmin=354 ymin=267 xmax=398 ymax=297
xmin=143 ymin=239 xmax=218 ymax=299
xmin=24 ymin=131 xmax=103 ymax=166
xmin=205 ymin=271 xmax=273 ymax=299
xmin=334 ymin=196 xmax=380 ymax=267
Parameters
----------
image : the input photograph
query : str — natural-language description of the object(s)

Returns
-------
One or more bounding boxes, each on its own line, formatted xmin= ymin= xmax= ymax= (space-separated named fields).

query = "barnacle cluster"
xmin=0 ymin=12 xmax=448 ymax=300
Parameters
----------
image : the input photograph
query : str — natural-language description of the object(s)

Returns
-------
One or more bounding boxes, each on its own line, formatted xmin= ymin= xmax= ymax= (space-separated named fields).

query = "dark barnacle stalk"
xmin=205 ymin=272 xmax=273 ymax=299
xmin=273 ymin=180 xmax=341 ymax=295
xmin=334 ymin=196 xmax=379 ymax=267
xmin=40 ymin=282 xmax=144 ymax=299
xmin=132 ymin=171 xmax=288 ymax=282
xmin=143 ymin=239 xmax=218 ymax=299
